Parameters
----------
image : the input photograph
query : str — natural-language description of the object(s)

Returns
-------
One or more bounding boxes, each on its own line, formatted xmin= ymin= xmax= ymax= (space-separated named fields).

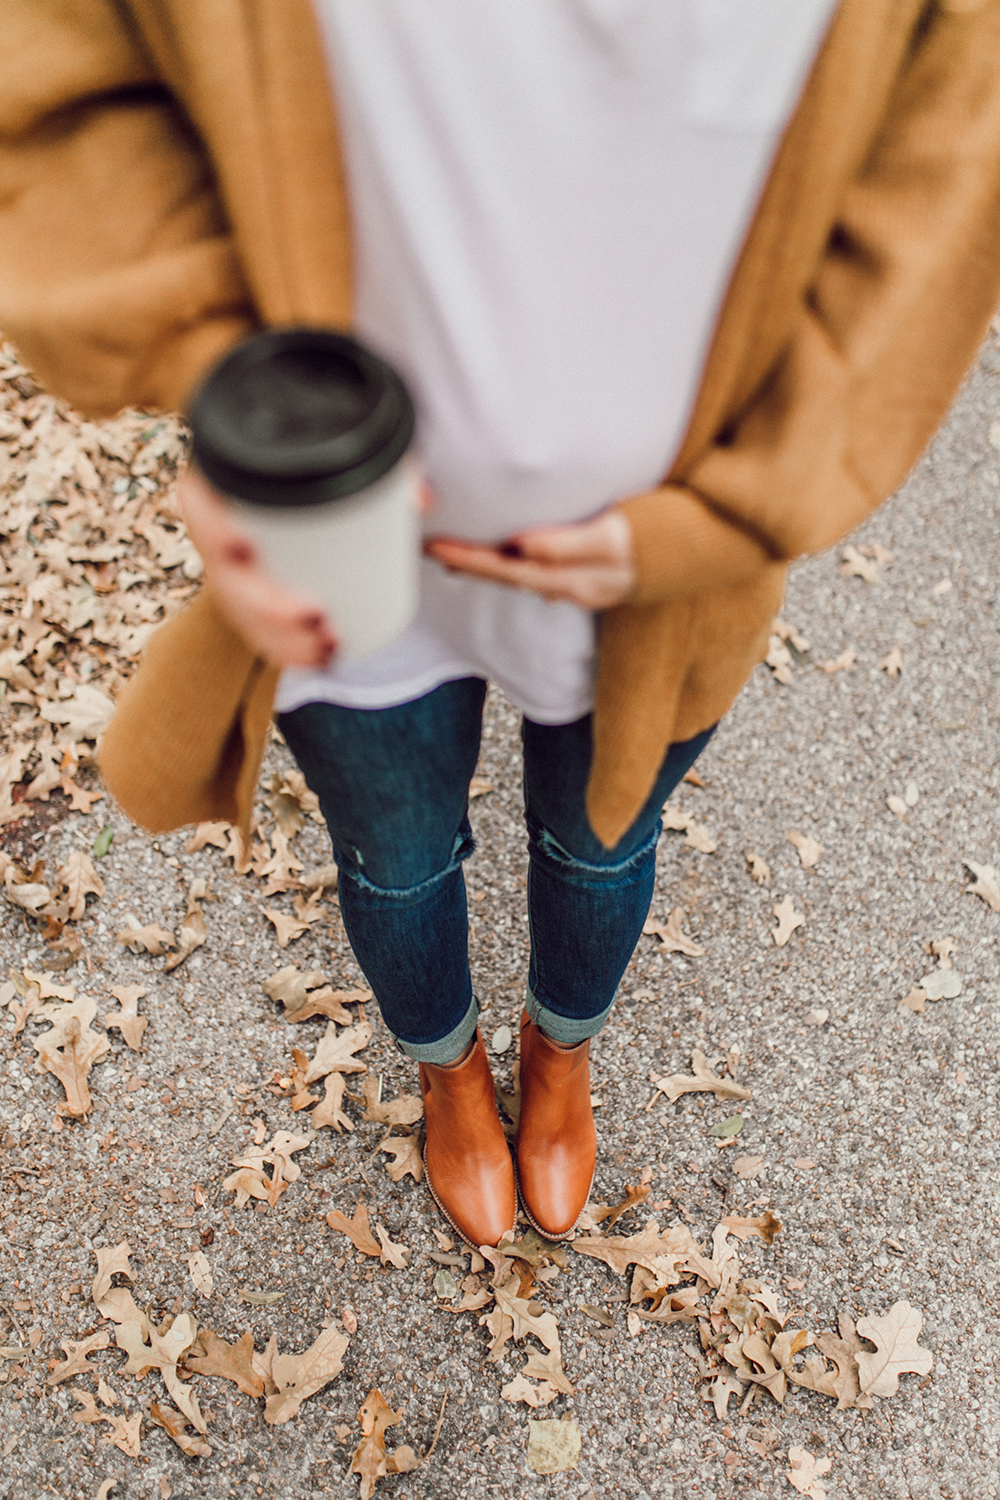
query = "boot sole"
xmin=421 ymin=1141 xmax=517 ymax=1252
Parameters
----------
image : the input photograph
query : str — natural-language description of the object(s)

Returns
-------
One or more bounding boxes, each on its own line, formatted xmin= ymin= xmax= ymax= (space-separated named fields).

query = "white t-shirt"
xmin=277 ymin=0 xmax=837 ymax=723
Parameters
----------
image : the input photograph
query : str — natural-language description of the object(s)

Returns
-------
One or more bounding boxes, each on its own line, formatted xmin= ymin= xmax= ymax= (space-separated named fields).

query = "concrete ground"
xmin=1 ymin=334 xmax=999 ymax=1500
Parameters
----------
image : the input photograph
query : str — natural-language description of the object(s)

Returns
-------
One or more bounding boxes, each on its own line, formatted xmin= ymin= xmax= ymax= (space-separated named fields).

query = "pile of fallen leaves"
xmin=47 ymin=1240 xmax=424 ymax=1482
xmin=0 ymin=339 xmax=195 ymax=831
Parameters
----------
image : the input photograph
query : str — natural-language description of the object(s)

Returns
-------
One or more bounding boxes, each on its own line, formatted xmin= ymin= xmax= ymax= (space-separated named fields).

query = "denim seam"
xmin=393 ymin=992 xmax=480 ymax=1063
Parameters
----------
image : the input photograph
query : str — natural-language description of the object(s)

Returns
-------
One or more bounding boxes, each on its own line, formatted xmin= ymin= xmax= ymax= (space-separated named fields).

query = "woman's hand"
xmin=177 ymin=467 xmax=338 ymax=667
xmin=424 ymin=508 xmax=636 ymax=610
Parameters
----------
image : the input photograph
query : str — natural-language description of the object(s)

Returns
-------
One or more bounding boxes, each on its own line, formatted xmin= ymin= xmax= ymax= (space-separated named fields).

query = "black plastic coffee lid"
xmin=189 ymin=327 xmax=415 ymax=508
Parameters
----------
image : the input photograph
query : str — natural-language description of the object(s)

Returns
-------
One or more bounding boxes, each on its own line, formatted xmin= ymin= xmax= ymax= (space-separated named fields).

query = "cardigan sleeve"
xmin=621 ymin=0 xmax=1000 ymax=606
xmin=0 ymin=0 xmax=254 ymax=418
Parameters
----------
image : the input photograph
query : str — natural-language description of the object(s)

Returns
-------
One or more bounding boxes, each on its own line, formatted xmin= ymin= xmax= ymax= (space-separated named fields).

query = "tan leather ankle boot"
xmin=516 ymin=1012 xmax=596 ymax=1240
xmin=419 ymin=1030 xmax=517 ymax=1249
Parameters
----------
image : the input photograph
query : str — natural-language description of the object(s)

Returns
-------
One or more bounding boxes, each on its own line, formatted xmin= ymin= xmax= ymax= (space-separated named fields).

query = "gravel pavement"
xmin=2 ymin=337 xmax=999 ymax=1500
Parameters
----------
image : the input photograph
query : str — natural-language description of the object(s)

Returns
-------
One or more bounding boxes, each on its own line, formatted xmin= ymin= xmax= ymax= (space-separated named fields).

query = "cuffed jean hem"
xmin=392 ymin=993 xmax=480 ymax=1064
xmin=525 ymin=985 xmax=613 ymax=1045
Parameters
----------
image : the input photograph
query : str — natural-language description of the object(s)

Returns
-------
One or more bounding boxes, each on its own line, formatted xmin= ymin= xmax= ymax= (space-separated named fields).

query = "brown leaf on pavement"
xmin=589 ymin=1181 xmax=650 ymax=1228
xmin=148 ymin=1402 xmax=211 ymax=1458
xmin=380 ymin=1133 xmax=424 ymax=1184
xmin=47 ymin=1332 xmax=110 ymax=1385
xmin=855 ymin=1301 xmax=933 ymax=1397
xmin=361 ymin=1075 xmax=424 ymax=1127
xmin=746 ymin=852 xmax=771 ymax=884
xmin=818 ymin=649 xmax=856 ymax=675
xmin=184 ymin=821 xmax=230 ymax=853
xmin=309 ymin=1072 xmax=354 ymax=1133
xmin=661 ymin=805 xmax=717 ymax=854
xmin=304 ymin=1020 xmax=373 ymax=1084
xmin=350 ymin=1388 xmax=420 ymax=1498
xmin=375 ymin=1223 xmax=411 ymax=1269
xmin=877 ymin=647 xmax=903 ymax=678
xmin=186 ymin=1330 xmax=264 ymax=1398
xmin=787 ymin=1447 xmax=833 ymax=1498
xmin=705 ymin=1370 xmax=743 ymax=1421
xmin=224 ymin=1130 xmax=313 ymax=1210
xmin=326 ymin=1202 xmax=382 ymax=1257
xmin=771 ymin=896 xmax=805 ymax=947
xmin=102 ymin=984 xmax=147 ymax=1050
xmin=116 ymin=921 xmax=176 ymax=957
xmin=264 ymin=964 xmax=369 ymax=1024
xmin=101 ymin=1411 xmax=143 ymax=1458
xmin=263 ymin=907 xmax=310 ymax=948
xmin=92 ymin=1241 xmax=135 ymax=1305
xmin=643 ymin=908 xmax=705 ymax=956
xmin=841 ymin=544 xmax=880 ymax=582
xmin=264 ymin=1326 xmax=350 ymax=1425
xmin=500 ymin=1372 xmax=559 ymax=1407
xmin=786 ymin=831 xmax=824 ymax=869
xmin=647 ymin=1050 xmax=752 ymax=1108
xmin=162 ymin=907 xmax=207 ymax=971
xmin=33 ymin=994 xmax=110 ymax=1116
xmin=719 ymin=1211 xmax=782 ymax=1245
xmin=54 ymin=851 xmax=105 ymax=920
xmin=964 ymin=859 xmax=1000 ymax=914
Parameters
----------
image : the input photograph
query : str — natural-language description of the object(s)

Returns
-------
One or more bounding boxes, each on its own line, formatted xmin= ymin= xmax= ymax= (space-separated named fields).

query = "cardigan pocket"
xmin=683 ymin=0 xmax=839 ymax=133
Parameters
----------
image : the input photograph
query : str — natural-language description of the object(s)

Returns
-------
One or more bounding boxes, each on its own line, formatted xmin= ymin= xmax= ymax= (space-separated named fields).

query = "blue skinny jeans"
xmin=278 ymin=679 xmax=713 ymax=1062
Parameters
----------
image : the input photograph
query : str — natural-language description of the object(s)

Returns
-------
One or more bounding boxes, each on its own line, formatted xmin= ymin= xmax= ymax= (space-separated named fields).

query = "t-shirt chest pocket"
xmin=683 ymin=0 xmax=839 ymax=132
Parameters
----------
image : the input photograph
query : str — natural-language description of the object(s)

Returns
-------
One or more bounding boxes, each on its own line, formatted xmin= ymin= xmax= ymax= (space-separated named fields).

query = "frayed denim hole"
xmin=334 ymin=826 xmax=475 ymax=904
xmin=528 ymin=815 xmax=660 ymax=881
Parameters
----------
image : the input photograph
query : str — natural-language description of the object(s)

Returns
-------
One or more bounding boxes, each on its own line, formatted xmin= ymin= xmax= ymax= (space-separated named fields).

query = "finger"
xmin=516 ymin=510 xmax=633 ymax=567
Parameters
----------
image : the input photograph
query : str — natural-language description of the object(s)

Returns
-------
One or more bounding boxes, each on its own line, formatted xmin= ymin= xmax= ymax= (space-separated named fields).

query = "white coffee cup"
xmin=190 ymin=328 xmax=419 ymax=660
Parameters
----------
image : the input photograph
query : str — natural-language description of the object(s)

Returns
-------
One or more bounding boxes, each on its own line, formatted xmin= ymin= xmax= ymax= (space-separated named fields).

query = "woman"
xmin=7 ymin=0 xmax=1000 ymax=1247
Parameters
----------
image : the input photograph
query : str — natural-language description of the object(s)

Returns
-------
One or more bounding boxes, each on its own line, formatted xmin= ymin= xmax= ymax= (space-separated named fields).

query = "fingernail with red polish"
xmin=500 ymin=541 xmax=523 ymax=558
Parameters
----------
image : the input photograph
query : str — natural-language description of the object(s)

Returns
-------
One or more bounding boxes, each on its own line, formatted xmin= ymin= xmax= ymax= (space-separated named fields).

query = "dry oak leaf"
xmin=648 ymin=1050 xmax=752 ymax=1108
xmin=264 ymin=907 xmax=310 ymax=948
xmin=92 ymin=1240 xmax=135 ymax=1306
xmin=326 ymin=1201 xmax=382 ymax=1257
xmin=841 ymin=544 xmax=881 ymax=583
xmin=264 ymin=1325 xmax=350 ymax=1425
xmin=771 ymin=896 xmax=805 ymax=947
xmin=47 ymin=1331 xmax=110 ymax=1385
xmin=765 ymin=634 xmax=795 ymax=685
xmin=380 ymin=1132 xmax=424 ymax=1184
xmin=375 ymin=1223 xmax=411 ymax=1269
xmin=361 ymin=1075 xmax=424 ymax=1128
xmin=304 ymin=1020 xmax=373 ymax=1085
xmin=148 ymin=1402 xmax=211 ymax=1459
xmin=184 ymin=820 xmax=230 ymax=854
xmin=101 ymin=1411 xmax=143 ymax=1458
xmin=34 ymin=994 xmax=110 ymax=1116
xmin=572 ymin=1219 xmax=686 ymax=1279
xmin=662 ymin=804 xmax=717 ymax=854
xmin=55 ymin=851 xmax=105 ymax=920
xmin=878 ymin=646 xmax=903 ymax=678
xmin=746 ymin=852 xmax=771 ymax=885
xmin=855 ymin=1301 xmax=933 ymax=1398
xmin=720 ymin=1211 xmax=782 ymax=1245
xmin=309 ymin=1072 xmax=354 ymax=1133
xmin=501 ymin=1372 xmax=559 ymax=1408
xmin=963 ymin=860 xmax=1000 ymax=914
xmin=116 ymin=920 xmax=176 ymax=957
xmin=163 ymin=907 xmax=207 ymax=972
xmin=705 ymin=1370 xmax=744 ymax=1421
xmin=187 ymin=1250 xmax=214 ymax=1297
xmin=264 ymin=964 xmax=370 ymax=1025
xmin=350 ymin=1388 xmax=420 ymax=1500
xmin=526 ymin=1416 xmax=582 ymax=1476
xmin=787 ymin=1447 xmax=833 ymax=1499
xmin=225 ymin=1130 xmax=313 ymax=1209
xmin=102 ymin=984 xmax=147 ymax=1051
xmin=257 ymin=828 xmax=305 ymax=896
xmin=818 ymin=649 xmax=856 ymax=675
xmin=3 ymin=864 xmax=53 ymax=913
xmin=521 ymin=1347 xmax=575 ymax=1395
xmin=187 ymin=1330 xmax=264 ymax=1398
xmin=786 ymin=830 xmax=824 ymax=870
xmin=589 ymin=1181 xmax=650 ymax=1229
xmin=39 ymin=683 xmax=115 ymax=740
xmin=643 ymin=907 xmax=705 ymax=957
